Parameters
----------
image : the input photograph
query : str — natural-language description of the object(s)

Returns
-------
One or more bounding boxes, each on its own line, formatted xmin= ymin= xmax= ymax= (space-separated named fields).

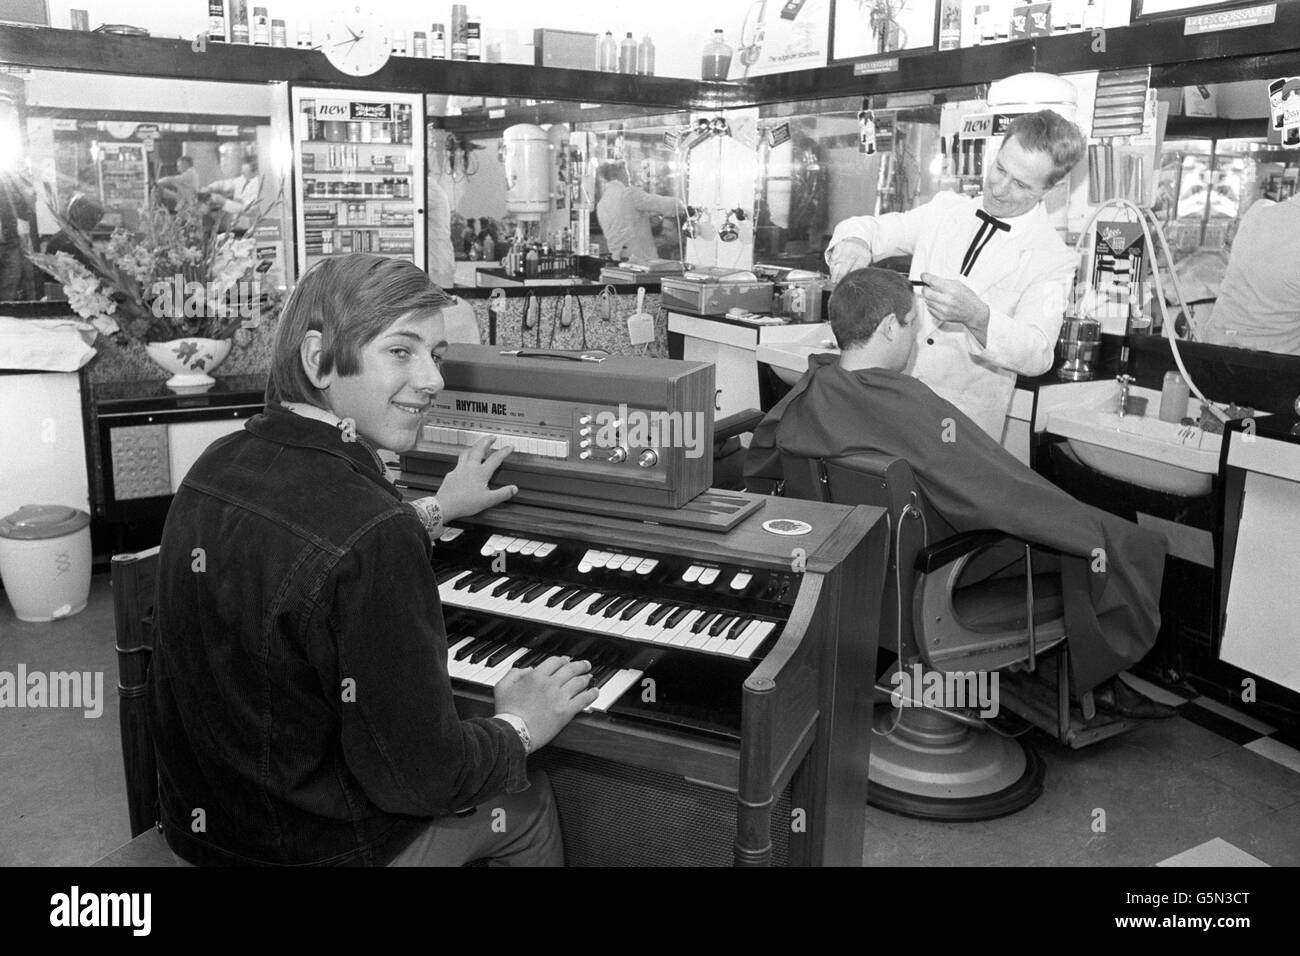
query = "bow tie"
xmin=961 ymin=208 xmax=1011 ymax=277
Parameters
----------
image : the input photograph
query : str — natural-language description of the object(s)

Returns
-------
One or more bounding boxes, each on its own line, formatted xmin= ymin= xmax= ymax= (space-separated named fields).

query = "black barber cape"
xmin=745 ymin=354 xmax=1167 ymax=694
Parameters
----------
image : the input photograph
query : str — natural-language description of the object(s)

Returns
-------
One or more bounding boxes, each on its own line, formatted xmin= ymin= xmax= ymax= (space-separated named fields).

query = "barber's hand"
xmin=436 ymin=435 xmax=518 ymax=523
xmin=921 ymin=274 xmax=991 ymax=343
xmin=827 ymin=238 xmax=873 ymax=282
xmin=495 ymin=656 xmax=601 ymax=751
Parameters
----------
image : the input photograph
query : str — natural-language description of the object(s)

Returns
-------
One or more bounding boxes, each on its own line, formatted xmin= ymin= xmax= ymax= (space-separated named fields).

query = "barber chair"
xmin=778 ymin=452 xmax=1130 ymax=821
xmin=712 ymin=408 xmax=765 ymax=491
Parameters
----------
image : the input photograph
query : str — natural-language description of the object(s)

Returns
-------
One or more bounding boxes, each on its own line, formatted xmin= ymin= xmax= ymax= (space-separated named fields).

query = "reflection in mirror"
xmin=1 ymin=69 xmax=287 ymax=310
xmin=1152 ymin=79 xmax=1300 ymax=354
xmin=426 ymin=100 xmax=689 ymax=287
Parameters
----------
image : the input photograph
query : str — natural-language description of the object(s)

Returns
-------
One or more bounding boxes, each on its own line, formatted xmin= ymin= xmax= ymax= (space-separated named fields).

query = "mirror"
xmin=425 ymin=98 xmax=691 ymax=288
xmin=1 ymin=69 xmax=290 ymax=306
xmin=1151 ymin=78 xmax=1300 ymax=356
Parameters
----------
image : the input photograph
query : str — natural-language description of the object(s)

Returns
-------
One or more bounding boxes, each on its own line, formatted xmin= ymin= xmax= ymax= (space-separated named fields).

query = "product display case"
xmin=289 ymin=87 xmax=425 ymax=274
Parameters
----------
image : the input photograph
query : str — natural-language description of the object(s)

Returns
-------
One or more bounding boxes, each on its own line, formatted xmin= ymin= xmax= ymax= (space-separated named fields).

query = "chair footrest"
xmin=999 ymin=676 xmax=1134 ymax=749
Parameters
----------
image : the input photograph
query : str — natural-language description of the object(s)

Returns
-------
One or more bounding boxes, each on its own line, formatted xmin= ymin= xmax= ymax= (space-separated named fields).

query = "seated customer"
xmin=149 ymin=253 xmax=599 ymax=866
xmin=745 ymin=267 xmax=1174 ymax=719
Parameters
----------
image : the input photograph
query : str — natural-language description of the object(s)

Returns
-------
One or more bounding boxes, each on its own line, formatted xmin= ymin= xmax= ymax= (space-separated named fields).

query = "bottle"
xmin=392 ymin=31 xmax=407 ymax=56
xmin=297 ymin=23 xmax=312 ymax=49
xmin=1159 ymin=371 xmax=1190 ymax=423
xmin=413 ymin=31 xmax=427 ymax=57
xmin=207 ymin=0 xmax=225 ymax=42
xmin=271 ymin=19 xmax=287 ymax=47
xmin=451 ymin=5 xmax=468 ymax=59
xmin=939 ymin=0 xmax=961 ymax=49
xmin=619 ymin=32 xmax=637 ymax=73
xmin=701 ymin=29 xmax=732 ymax=81
xmin=431 ymin=23 xmax=446 ymax=58
xmin=599 ymin=31 xmax=618 ymax=72
xmin=525 ymin=246 xmax=539 ymax=278
xmin=636 ymin=34 xmax=655 ymax=75
xmin=466 ymin=12 xmax=482 ymax=61
xmin=229 ymin=0 xmax=250 ymax=43
xmin=252 ymin=7 xmax=269 ymax=45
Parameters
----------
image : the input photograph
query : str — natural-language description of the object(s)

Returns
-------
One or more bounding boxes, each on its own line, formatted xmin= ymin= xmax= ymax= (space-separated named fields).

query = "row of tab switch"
xmin=577 ymin=550 xmax=659 ymax=575
xmin=683 ymin=564 xmax=751 ymax=590
xmin=477 ymin=534 xmax=558 ymax=558
xmin=423 ymin=425 xmax=569 ymax=460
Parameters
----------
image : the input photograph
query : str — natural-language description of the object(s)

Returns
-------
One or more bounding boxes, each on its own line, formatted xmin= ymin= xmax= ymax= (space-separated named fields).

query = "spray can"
xmin=431 ymin=23 xmax=447 ymax=58
xmin=297 ymin=22 xmax=312 ymax=48
xmin=229 ymin=0 xmax=250 ymax=43
xmin=207 ymin=0 xmax=226 ymax=42
xmin=252 ymin=7 xmax=270 ymax=45
xmin=271 ymin=19 xmax=287 ymax=46
xmin=466 ymin=12 xmax=482 ymax=61
xmin=413 ymin=31 xmax=428 ymax=57
xmin=451 ymin=5 xmax=468 ymax=60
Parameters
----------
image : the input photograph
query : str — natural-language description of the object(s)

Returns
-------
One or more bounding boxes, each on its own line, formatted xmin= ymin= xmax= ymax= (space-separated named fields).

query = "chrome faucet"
xmin=1117 ymin=374 xmax=1135 ymax=418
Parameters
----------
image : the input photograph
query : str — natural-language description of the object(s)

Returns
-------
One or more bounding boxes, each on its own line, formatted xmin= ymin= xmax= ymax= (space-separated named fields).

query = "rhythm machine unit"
xmin=401 ymin=345 xmax=716 ymax=509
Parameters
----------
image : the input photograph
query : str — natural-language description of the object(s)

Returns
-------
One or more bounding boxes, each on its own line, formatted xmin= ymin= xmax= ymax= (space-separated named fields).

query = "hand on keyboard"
xmin=437 ymin=435 xmax=519 ymax=523
xmin=494 ymin=656 xmax=601 ymax=751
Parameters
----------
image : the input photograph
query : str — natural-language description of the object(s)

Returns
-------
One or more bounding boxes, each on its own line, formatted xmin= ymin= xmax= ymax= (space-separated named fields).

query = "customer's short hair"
xmin=598 ymin=162 xmax=629 ymax=184
xmin=1005 ymin=109 xmax=1086 ymax=187
xmin=829 ymin=268 xmax=915 ymax=350
xmin=267 ymin=254 xmax=453 ymax=407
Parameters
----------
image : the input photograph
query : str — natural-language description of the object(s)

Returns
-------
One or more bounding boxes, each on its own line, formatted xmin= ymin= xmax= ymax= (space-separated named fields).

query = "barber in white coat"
xmin=826 ymin=110 xmax=1086 ymax=439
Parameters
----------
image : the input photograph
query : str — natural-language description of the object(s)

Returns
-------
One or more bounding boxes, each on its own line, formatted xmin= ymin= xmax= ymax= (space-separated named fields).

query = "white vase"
xmin=144 ymin=337 xmax=233 ymax=390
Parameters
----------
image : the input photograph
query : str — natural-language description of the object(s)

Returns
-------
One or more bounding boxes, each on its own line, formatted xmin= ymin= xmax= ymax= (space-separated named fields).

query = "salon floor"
xmin=3 ymin=573 xmax=1300 ymax=867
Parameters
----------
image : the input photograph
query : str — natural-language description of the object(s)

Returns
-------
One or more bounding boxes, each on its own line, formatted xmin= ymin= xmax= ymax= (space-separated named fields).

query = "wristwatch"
xmin=495 ymin=713 xmax=532 ymax=754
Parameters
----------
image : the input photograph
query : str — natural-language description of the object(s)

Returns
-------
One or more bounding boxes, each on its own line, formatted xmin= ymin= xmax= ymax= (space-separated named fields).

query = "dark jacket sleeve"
xmin=313 ymin=511 xmax=527 ymax=818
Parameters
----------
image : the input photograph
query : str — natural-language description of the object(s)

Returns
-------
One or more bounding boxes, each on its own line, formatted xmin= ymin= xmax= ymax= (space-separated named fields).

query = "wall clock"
xmin=322 ymin=7 xmax=393 ymax=77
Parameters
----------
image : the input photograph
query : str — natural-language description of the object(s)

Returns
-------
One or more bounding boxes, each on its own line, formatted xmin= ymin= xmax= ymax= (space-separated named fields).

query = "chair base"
xmin=867 ymin=703 xmax=1045 ymax=821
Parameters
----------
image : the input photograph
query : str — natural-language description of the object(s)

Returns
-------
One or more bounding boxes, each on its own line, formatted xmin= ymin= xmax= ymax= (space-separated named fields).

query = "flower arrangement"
xmin=861 ymin=0 xmax=909 ymax=53
xmin=27 ymin=182 xmax=283 ymax=346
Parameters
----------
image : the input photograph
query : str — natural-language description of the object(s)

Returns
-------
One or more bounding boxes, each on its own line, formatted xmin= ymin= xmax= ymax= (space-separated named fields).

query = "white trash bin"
xmin=0 ymin=505 xmax=93 ymax=622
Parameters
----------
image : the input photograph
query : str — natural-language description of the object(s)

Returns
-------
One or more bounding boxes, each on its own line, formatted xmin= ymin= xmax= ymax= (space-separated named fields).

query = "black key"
xmin=603 ymin=596 xmax=636 ymax=619
xmin=505 ymin=578 xmax=536 ymax=599
xmin=469 ymin=640 xmax=505 ymax=665
xmin=519 ymin=582 xmax=551 ymax=603
xmin=619 ymin=599 xmax=649 ymax=621
xmin=454 ymin=636 xmax=492 ymax=661
xmin=726 ymin=617 xmax=752 ymax=640
xmin=588 ymin=592 xmax=621 ymax=615
xmin=590 ymin=665 xmax=616 ymax=690
xmin=491 ymin=577 xmax=520 ymax=597
xmin=449 ymin=567 xmax=486 ymax=590
xmin=516 ymin=635 xmax=562 ymax=669
xmin=665 ymin=606 xmax=692 ymax=628
xmin=436 ymin=566 xmax=467 ymax=585
xmin=546 ymin=587 xmax=578 ymax=608
xmin=709 ymin=614 xmax=736 ymax=637
xmin=485 ymin=643 xmax=520 ymax=667
xmin=468 ymin=575 xmax=501 ymax=594
xmin=563 ymin=589 xmax=598 ymax=610
xmin=646 ymin=604 xmax=674 ymax=626
xmin=692 ymin=611 xmax=719 ymax=634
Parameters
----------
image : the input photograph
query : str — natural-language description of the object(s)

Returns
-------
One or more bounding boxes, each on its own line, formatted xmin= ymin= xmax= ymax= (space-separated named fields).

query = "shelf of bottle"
xmin=304 ymin=168 xmax=414 ymax=175
xmin=303 ymin=194 xmax=414 ymax=202
xmin=300 ymin=139 xmax=413 ymax=147
xmin=306 ymin=252 xmax=415 ymax=263
xmin=306 ymin=224 xmax=415 ymax=230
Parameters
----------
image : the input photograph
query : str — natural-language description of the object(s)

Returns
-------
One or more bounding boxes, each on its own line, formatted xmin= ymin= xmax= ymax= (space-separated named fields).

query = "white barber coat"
xmin=828 ymin=193 xmax=1077 ymax=438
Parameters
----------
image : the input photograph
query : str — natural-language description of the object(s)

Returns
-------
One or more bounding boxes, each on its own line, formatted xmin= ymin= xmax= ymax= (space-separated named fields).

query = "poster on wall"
xmin=1269 ymin=76 xmax=1300 ymax=146
xmin=732 ymin=0 xmax=832 ymax=77
xmin=1132 ymin=0 xmax=1293 ymax=23
xmin=94 ymin=141 xmax=149 ymax=230
xmin=829 ymin=0 xmax=938 ymax=63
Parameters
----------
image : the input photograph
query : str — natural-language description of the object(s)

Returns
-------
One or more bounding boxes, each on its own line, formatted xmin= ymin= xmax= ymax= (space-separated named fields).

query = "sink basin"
xmin=1045 ymin=384 xmax=1223 ymax=496
xmin=755 ymin=323 xmax=838 ymax=386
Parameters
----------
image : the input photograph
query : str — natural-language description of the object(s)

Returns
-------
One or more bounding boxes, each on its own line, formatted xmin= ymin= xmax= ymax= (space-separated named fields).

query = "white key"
xmin=445 ymin=635 xmax=476 ymax=668
xmin=534 ymin=543 xmax=557 ymax=558
xmin=622 ymin=604 xmax=672 ymax=644
xmin=524 ymin=585 xmax=571 ymax=624
xmin=682 ymin=565 xmax=704 ymax=583
xmin=729 ymin=572 xmax=752 ymax=590
xmin=586 ymin=668 xmax=644 ymax=712
xmin=734 ymin=620 xmax=777 ymax=659
xmin=520 ymin=539 xmax=541 ymax=556
xmin=447 ymin=636 xmax=491 ymax=679
xmin=697 ymin=568 xmax=720 ymax=586
xmin=682 ymin=612 xmax=722 ymax=649
xmin=460 ymin=576 xmax=514 ymax=613
xmin=635 ymin=558 xmax=658 ymax=575
xmin=456 ymin=640 xmax=509 ymax=683
xmin=699 ymin=617 xmax=740 ymax=655
xmin=438 ymin=527 xmax=464 ymax=543
xmin=555 ymin=591 xmax=615 ymax=630
xmin=476 ymin=646 xmax=531 ymax=687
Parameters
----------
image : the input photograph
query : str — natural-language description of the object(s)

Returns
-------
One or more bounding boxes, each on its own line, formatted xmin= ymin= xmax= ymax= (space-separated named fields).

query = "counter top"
xmin=92 ymin=374 xmax=268 ymax=413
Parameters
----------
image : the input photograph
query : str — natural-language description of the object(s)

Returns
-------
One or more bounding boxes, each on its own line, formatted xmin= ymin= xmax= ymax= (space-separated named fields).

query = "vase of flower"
xmin=144 ymin=337 xmax=233 ymax=390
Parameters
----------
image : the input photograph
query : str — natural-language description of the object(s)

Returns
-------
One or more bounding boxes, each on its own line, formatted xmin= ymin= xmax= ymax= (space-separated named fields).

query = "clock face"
xmin=322 ymin=7 xmax=393 ymax=76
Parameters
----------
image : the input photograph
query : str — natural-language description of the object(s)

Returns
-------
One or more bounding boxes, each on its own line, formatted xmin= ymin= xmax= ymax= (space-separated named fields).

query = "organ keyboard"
xmin=410 ymin=490 xmax=891 ymax=865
